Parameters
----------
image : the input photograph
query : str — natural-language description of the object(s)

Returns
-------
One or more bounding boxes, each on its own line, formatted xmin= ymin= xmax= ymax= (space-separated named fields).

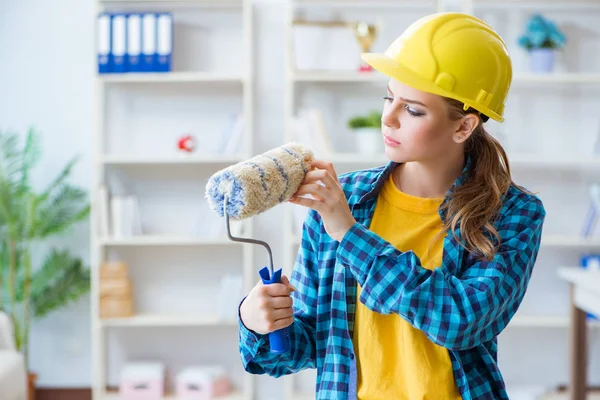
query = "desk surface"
xmin=558 ymin=267 xmax=600 ymax=293
xmin=558 ymin=267 xmax=600 ymax=317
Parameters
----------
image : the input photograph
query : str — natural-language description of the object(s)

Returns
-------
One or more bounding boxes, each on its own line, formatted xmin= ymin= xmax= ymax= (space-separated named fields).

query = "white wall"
xmin=1 ymin=0 xmax=600 ymax=396
xmin=0 ymin=0 xmax=95 ymax=387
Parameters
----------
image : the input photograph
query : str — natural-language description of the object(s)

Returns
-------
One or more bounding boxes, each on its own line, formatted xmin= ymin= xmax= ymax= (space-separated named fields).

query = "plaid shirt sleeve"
xmin=337 ymin=193 xmax=546 ymax=351
xmin=238 ymin=210 xmax=319 ymax=377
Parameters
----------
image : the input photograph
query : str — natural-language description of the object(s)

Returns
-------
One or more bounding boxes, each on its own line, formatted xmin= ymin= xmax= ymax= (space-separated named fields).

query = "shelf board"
xmin=98 ymin=71 xmax=245 ymax=84
xmin=509 ymin=315 xmax=600 ymax=328
xmin=473 ymin=0 xmax=600 ymax=10
xmin=475 ymin=0 xmax=600 ymax=2
xmin=100 ymin=313 xmax=237 ymax=327
xmin=541 ymin=235 xmax=600 ymax=249
xmin=102 ymin=154 xmax=245 ymax=166
xmin=290 ymin=395 xmax=315 ymax=400
xmin=99 ymin=0 xmax=244 ymax=8
xmin=103 ymin=391 xmax=245 ymax=400
xmin=513 ymin=73 xmax=600 ymax=84
xmin=100 ymin=235 xmax=241 ymax=247
xmin=291 ymin=70 xmax=600 ymax=85
xmin=292 ymin=0 xmax=436 ymax=8
xmin=508 ymin=154 xmax=600 ymax=170
xmin=291 ymin=70 xmax=387 ymax=83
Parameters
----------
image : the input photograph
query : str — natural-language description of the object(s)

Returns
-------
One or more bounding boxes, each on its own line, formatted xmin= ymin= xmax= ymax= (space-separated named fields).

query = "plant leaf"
xmin=34 ymin=185 xmax=90 ymax=238
xmin=29 ymin=249 xmax=90 ymax=318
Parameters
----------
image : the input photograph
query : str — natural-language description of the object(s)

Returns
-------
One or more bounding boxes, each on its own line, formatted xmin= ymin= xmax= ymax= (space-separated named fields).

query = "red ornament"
xmin=177 ymin=134 xmax=196 ymax=153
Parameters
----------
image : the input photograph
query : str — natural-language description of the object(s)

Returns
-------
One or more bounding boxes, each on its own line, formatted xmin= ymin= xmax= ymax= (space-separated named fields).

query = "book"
xmin=111 ymin=195 xmax=143 ymax=238
xmin=581 ymin=184 xmax=600 ymax=238
xmin=293 ymin=108 xmax=334 ymax=159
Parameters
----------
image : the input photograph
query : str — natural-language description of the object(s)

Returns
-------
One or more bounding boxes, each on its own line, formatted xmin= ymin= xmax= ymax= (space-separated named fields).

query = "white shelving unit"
xmin=100 ymin=313 xmax=238 ymax=327
xmin=283 ymin=0 xmax=600 ymax=397
xmin=103 ymin=392 xmax=246 ymax=400
xmin=91 ymin=0 xmax=255 ymax=399
xmin=100 ymin=235 xmax=245 ymax=247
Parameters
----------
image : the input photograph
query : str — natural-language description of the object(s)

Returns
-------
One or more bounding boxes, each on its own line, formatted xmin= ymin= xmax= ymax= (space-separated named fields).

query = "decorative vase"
xmin=353 ymin=127 xmax=383 ymax=154
xmin=529 ymin=48 xmax=555 ymax=73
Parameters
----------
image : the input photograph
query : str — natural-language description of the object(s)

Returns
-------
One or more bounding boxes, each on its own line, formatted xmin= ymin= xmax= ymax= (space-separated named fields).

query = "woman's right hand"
xmin=240 ymin=275 xmax=296 ymax=335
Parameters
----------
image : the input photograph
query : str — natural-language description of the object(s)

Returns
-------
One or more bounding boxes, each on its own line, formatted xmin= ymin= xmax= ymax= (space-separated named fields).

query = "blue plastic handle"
xmin=259 ymin=266 xmax=291 ymax=354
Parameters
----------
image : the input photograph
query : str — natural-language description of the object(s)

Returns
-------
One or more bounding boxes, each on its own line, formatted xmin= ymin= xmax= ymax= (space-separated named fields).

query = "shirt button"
xmin=350 ymin=353 xmax=355 ymax=360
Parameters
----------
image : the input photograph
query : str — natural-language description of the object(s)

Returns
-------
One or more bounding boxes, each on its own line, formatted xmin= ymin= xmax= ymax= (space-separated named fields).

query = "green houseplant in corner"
xmin=0 ymin=128 xmax=91 ymax=400
xmin=347 ymin=110 xmax=384 ymax=154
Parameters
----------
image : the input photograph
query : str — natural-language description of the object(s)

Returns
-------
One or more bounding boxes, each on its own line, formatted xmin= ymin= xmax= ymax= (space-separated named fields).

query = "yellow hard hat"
xmin=362 ymin=12 xmax=512 ymax=122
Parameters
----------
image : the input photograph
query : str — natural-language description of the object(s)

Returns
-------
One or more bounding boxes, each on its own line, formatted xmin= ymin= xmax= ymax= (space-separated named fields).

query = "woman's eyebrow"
xmin=386 ymin=85 xmax=428 ymax=108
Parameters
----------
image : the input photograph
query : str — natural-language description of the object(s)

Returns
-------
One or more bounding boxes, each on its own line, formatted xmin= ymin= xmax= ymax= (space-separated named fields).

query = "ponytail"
xmin=441 ymin=98 xmax=517 ymax=261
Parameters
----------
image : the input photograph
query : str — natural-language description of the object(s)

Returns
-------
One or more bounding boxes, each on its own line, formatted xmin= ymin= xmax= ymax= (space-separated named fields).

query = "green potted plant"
xmin=518 ymin=13 xmax=566 ymax=73
xmin=0 ymin=128 xmax=91 ymax=400
xmin=347 ymin=110 xmax=384 ymax=154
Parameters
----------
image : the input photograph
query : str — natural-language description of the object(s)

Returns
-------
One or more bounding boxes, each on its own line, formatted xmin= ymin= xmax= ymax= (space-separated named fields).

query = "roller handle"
xmin=258 ymin=266 xmax=291 ymax=354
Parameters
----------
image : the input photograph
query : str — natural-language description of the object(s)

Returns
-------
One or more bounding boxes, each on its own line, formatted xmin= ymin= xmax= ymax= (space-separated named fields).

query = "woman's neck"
xmin=393 ymin=153 xmax=466 ymax=199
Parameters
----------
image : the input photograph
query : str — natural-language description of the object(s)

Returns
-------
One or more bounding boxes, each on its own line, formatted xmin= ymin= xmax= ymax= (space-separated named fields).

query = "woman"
xmin=238 ymin=12 xmax=546 ymax=400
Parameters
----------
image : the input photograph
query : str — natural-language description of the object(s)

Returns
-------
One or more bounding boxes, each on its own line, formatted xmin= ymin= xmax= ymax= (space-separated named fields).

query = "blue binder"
xmin=111 ymin=13 xmax=127 ymax=73
xmin=142 ymin=13 xmax=157 ymax=72
xmin=97 ymin=13 xmax=112 ymax=74
xmin=156 ymin=13 xmax=173 ymax=72
xmin=127 ymin=13 xmax=143 ymax=73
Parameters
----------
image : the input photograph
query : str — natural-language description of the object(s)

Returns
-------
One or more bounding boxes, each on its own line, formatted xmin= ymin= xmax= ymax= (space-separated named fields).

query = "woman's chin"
xmin=384 ymin=145 xmax=407 ymax=163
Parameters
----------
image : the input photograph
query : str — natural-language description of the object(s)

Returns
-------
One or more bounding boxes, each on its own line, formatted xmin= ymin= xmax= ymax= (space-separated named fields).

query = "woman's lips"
xmin=383 ymin=134 xmax=401 ymax=147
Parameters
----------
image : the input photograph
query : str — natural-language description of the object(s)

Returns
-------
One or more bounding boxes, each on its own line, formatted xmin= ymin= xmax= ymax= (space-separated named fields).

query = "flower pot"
xmin=353 ymin=127 xmax=384 ymax=154
xmin=28 ymin=372 xmax=38 ymax=400
xmin=529 ymin=48 xmax=555 ymax=73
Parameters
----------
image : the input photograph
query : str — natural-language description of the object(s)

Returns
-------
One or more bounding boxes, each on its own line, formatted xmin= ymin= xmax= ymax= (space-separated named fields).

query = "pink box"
xmin=119 ymin=378 xmax=163 ymax=400
xmin=119 ymin=362 xmax=165 ymax=400
xmin=176 ymin=367 xmax=232 ymax=400
xmin=176 ymin=378 xmax=211 ymax=400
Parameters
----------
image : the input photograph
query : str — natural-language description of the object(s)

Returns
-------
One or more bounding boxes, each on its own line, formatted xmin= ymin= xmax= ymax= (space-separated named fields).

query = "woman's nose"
xmin=382 ymin=108 xmax=400 ymax=130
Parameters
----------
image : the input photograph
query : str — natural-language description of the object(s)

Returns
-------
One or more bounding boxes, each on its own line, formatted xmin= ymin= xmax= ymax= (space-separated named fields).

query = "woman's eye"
xmin=383 ymin=96 xmax=393 ymax=103
xmin=405 ymin=105 xmax=424 ymax=117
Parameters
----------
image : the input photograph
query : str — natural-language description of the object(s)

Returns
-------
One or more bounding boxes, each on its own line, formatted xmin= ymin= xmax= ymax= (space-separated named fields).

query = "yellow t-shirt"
xmin=352 ymin=174 xmax=461 ymax=400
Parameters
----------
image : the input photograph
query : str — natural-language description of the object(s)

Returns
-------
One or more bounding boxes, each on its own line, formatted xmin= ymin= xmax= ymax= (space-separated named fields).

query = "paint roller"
xmin=205 ymin=142 xmax=314 ymax=353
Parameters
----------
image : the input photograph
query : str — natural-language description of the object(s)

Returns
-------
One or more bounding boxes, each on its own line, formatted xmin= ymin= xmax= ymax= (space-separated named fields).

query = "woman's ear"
xmin=453 ymin=114 xmax=479 ymax=144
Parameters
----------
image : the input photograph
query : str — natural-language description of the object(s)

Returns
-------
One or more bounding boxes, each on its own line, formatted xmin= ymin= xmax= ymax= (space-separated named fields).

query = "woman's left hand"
xmin=289 ymin=160 xmax=357 ymax=242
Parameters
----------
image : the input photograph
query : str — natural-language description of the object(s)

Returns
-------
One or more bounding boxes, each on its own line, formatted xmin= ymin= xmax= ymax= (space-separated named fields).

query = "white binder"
xmin=127 ymin=13 xmax=142 ymax=72
xmin=111 ymin=14 xmax=127 ymax=73
xmin=142 ymin=13 xmax=157 ymax=72
xmin=156 ymin=13 xmax=173 ymax=72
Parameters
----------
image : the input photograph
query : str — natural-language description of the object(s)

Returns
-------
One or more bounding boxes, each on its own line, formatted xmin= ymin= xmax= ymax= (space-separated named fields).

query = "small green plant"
xmin=347 ymin=111 xmax=382 ymax=129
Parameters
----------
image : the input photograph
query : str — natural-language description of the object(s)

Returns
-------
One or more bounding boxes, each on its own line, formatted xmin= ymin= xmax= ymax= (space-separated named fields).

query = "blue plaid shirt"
xmin=239 ymin=160 xmax=546 ymax=399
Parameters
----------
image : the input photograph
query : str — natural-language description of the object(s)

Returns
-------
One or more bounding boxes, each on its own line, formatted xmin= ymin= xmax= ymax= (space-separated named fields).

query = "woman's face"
xmin=381 ymin=79 xmax=461 ymax=164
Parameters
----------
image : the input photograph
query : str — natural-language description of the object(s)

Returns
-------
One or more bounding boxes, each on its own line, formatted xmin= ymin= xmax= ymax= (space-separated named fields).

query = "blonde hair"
xmin=439 ymin=98 xmax=518 ymax=261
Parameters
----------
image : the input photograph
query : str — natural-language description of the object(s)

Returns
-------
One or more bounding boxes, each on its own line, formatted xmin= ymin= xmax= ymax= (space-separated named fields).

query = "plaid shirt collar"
xmin=356 ymin=156 xmax=473 ymax=216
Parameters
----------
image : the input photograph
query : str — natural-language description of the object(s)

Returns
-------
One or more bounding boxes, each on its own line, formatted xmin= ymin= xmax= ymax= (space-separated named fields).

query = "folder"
xmin=111 ymin=13 xmax=127 ymax=73
xmin=156 ymin=13 xmax=173 ymax=73
xmin=127 ymin=13 xmax=143 ymax=73
xmin=142 ymin=13 xmax=157 ymax=72
xmin=97 ymin=13 xmax=112 ymax=74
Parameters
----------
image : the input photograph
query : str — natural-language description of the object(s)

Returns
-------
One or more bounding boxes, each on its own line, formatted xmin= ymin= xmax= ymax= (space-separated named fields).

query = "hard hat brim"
xmin=361 ymin=52 xmax=504 ymax=123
